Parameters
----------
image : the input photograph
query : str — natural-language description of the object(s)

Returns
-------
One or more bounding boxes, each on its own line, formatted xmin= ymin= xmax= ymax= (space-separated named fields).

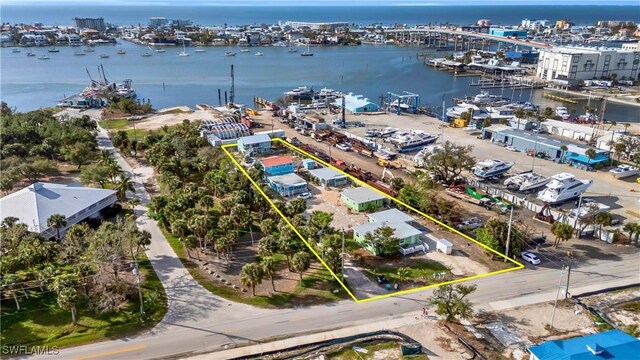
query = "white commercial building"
xmin=536 ymin=46 xmax=640 ymax=84
xmin=521 ymin=19 xmax=549 ymax=31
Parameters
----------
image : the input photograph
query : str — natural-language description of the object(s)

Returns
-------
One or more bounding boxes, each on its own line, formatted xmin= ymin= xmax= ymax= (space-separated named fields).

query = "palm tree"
xmin=262 ymin=256 xmax=278 ymax=292
xmin=216 ymin=231 xmax=236 ymax=262
xmin=560 ymin=145 xmax=568 ymax=164
xmin=397 ymin=267 xmax=410 ymax=283
xmin=240 ymin=263 xmax=264 ymax=296
xmin=134 ymin=230 xmax=152 ymax=256
xmin=623 ymin=223 xmax=640 ymax=244
xmin=258 ymin=235 xmax=276 ymax=257
xmin=543 ymin=107 xmax=554 ymax=119
xmin=551 ymin=222 xmax=573 ymax=248
xmin=113 ymin=174 xmax=135 ymax=202
xmin=170 ymin=218 xmax=189 ymax=241
xmin=594 ymin=212 xmax=613 ymax=237
xmin=291 ymin=251 xmax=311 ymax=286
xmin=51 ymin=273 xmax=80 ymax=325
xmin=585 ymin=148 xmax=597 ymax=169
xmin=188 ymin=214 xmax=210 ymax=251
xmin=184 ymin=235 xmax=199 ymax=259
xmin=47 ymin=214 xmax=67 ymax=240
xmin=259 ymin=218 xmax=277 ymax=236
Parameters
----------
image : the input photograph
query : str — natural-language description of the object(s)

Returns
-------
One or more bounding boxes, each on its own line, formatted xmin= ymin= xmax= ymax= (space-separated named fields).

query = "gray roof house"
xmin=367 ymin=208 xmax=415 ymax=224
xmin=0 ymin=182 xmax=117 ymax=239
xmin=308 ymin=167 xmax=349 ymax=187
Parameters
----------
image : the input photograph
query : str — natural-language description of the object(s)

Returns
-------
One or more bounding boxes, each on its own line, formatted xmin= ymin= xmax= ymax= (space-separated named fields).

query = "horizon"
xmin=3 ymin=0 xmax=639 ymax=6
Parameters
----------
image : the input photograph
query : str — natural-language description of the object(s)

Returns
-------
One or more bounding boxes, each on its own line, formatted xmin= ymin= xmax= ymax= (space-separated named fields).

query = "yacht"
xmin=446 ymin=103 xmax=491 ymax=121
xmin=37 ymin=55 xmax=50 ymax=60
xmin=472 ymin=159 xmax=514 ymax=179
xmin=555 ymin=107 xmax=570 ymax=120
xmin=141 ymin=52 xmax=152 ymax=57
xmin=487 ymin=106 xmax=516 ymax=121
xmin=255 ymin=52 xmax=264 ymax=56
xmin=537 ymin=173 xmax=592 ymax=204
xmin=503 ymin=171 xmax=550 ymax=192
xmin=609 ymin=164 xmax=639 ymax=179
xmin=473 ymin=91 xmax=493 ymax=103
xmin=115 ymin=79 xmax=136 ymax=98
xmin=195 ymin=47 xmax=206 ymax=53
xmin=155 ymin=48 xmax=166 ymax=53
xmin=224 ymin=51 xmax=236 ymax=57
xmin=240 ymin=48 xmax=251 ymax=52
xmin=285 ymin=86 xmax=315 ymax=100
xmin=48 ymin=48 xmax=60 ymax=53
xmin=390 ymin=132 xmax=439 ymax=153
xmin=380 ymin=127 xmax=398 ymax=137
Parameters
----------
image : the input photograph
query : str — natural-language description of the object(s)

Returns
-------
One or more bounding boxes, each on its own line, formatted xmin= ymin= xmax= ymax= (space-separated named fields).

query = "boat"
xmin=115 ymin=79 xmax=136 ymax=98
xmin=37 ymin=55 xmax=50 ymax=60
xmin=284 ymin=86 xmax=315 ymax=100
xmin=100 ymin=54 xmax=109 ymax=58
xmin=48 ymin=48 xmax=60 ymax=53
xmin=472 ymin=159 xmax=514 ymax=179
xmin=288 ymin=47 xmax=298 ymax=53
xmin=240 ymin=48 xmax=251 ymax=52
xmin=445 ymin=102 xmax=491 ymax=121
xmin=473 ymin=91 xmax=492 ymax=103
xmin=83 ymin=47 xmax=95 ymax=53
xmin=195 ymin=47 xmax=206 ymax=53
xmin=390 ymin=132 xmax=439 ymax=153
xmin=503 ymin=171 xmax=550 ymax=192
xmin=117 ymin=50 xmax=126 ymax=55
xmin=537 ymin=173 xmax=593 ymax=204
xmin=224 ymin=51 xmax=236 ymax=57
xmin=609 ymin=164 xmax=639 ymax=179
xmin=487 ymin=106 xmax=516 ymax=121
xmin=141 ymin=52 xmax=152 ymax=57
xmin=380 ymin=127 xmax=398 ymax=137
xmin=555 ymin=106 xmax=570 ymax=120
xmin=413 ymin=145 xmax=443 ymax=167
xmin=301 ymin=43 xmax=313 ymax=57
xmin=569 ymin=202 xmax=610 ymax=219
xmin=74 ymin=51 xmax=86 ymax=56
xmin=26 ymin=48 xmax=35 ymax=57
xmin=255 ymin=52 xmax=264 ymax=56
xmin=179 ymin=40 xmax=189 ymax=57
xmin=12 ymin=48 xmax=21 ymax=53
xmin=155 ymin=48 xmax=166 ymax=53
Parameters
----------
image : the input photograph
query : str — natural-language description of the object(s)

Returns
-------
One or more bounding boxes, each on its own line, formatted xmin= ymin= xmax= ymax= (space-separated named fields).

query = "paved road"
xmin=29 ymin=110 xmax=637 ymax=360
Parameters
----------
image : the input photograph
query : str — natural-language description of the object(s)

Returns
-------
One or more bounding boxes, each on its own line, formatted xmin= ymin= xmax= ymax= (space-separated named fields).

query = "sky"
xmin=2 ymin=0 xmax=638 ymax=5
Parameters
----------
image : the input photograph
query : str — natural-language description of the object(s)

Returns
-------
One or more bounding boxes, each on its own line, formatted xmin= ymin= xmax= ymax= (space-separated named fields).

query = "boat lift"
xmin=387 ymin=91 xmax=419 ymax=114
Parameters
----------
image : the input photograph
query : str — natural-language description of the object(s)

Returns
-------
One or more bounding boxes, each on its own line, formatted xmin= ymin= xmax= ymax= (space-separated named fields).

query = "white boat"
xmin=537 ymin=173 xmax=592 ymax=204
xmin=472 ymin=159 xmax=514 ymax=179
xmin=504 ymin=171 xmax=550 ymax=192
xmin=255 ymin=52 xmax=264 ymax=56
xmin=83 ymin=47 xmax=95 ymax=52
xmin=115 ymin=79 xmax=136 ymax=98
xmin=446 ymin=102 xmax=491 ymax=121
xmin=224 ymin=51 xmax=236 ymax=57
xmin=179 ymin=40 xmax=189 ymax=57
xmin=473 ymin=91 xmax=492 ymax=103
xmin=609 ymin=164 xmax=639 ymax=179
xmin=117 ymin=49 xmax=126 ymax=55
xmin=288 ymin=47 xmax=298 ymax=53
xmin=555 ymin=107 xmax=570 ymax=120
xmin=380 ymin=127 xmax=398 ymax=137
xmin=141 ymin=52 xmax=152 ymax=57
xmin=74 ymin=51 xmax=86 ymax=56
xmin=569 ymin=202 xmax=610 ymax=219
xmin=12 ymin=48 xmax=21 ymax=53
xmin=100 ymin=54 xmax=109 ymax=58
xmin=391 ymin=132 xmax=439 ymax=153
xmin=26 ymin=48 xmax=35 ymax=57
xmin=37 ymin=55 xmax=50 ymax=60
xmin=48 ymin=48 xmax=60 ymax=53
xmin=487 ymin=106 xmax=516 ymax=121
xmin=155 ymin=48 xmax=166 ymax=53
xmin=301 ymin=43 xmax=313 ymax=56
xmin=413 ymin=145 xmax=443 ymax=168
xmin=195 ymin=47 xmax=206 ymax=53
xmin=240 ymin=48 xmax=251 ymax=52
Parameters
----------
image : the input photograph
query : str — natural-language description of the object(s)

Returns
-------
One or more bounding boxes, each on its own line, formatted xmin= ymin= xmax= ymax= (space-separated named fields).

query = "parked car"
xmin=456 ymin=217 xmax=483 ymax=230
xmin=520 ymin=251 xmax=541 ymax=265
xmin=505 ymin=146 xmax=519 ymax=152
xmin=336 ymin=143 xmax=352 ymax=151
xmin=298 ymin=192 xmax=312 ymax=200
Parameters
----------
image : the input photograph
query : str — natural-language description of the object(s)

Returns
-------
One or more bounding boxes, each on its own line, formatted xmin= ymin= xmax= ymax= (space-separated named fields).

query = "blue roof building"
xmin=529 ymin=330 xmax=640 ymax=360
xmin=237 ymin=134 xmax=271 ymax=156
xmin=489 ymin=28 xmax=528 ymax=38
xmin=333 ymin=93 xmax=379 ymax=113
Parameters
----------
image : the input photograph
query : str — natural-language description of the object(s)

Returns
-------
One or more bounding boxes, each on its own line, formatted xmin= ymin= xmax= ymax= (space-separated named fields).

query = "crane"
xmin=381 ymin=167 xmax=395 ymax=181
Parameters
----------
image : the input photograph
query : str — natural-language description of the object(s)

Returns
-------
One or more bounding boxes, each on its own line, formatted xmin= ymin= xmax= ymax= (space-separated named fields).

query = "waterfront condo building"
xmin=536 ymin=46 xmax=640 ymax=85
xmin=72 ymin=17 xmax=106 ymax=32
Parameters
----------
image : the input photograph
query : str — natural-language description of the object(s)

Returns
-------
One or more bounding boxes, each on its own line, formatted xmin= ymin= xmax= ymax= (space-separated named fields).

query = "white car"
xmin=336 ymin=143 xmax=352 ymax=151
xmin=298 ymin=192 xmax=312 ymax=200
xmin=520 ymin=251 xmax=541 ymax=265
xmin=505 ymin=146 xmax=519 ymax=152
xmin=456 ymin=217 xmax=483 ymax=230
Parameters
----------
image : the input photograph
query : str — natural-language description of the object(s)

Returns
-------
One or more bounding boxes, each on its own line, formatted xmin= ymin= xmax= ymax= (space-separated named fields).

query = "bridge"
xmin=386 ymin=27 xmax=553 ymax=50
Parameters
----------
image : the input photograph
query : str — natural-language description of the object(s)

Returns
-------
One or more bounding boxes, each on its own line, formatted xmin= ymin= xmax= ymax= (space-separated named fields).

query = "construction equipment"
xmin=381 ymin=167 xmax=395 ymax=181
xmin=534 ymin=203 xmax=555 ymax=223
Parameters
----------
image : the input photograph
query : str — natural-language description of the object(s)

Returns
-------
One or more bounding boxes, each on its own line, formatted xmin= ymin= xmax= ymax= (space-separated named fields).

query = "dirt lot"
xmin=577 ymin=286 xmax=640 ymax=336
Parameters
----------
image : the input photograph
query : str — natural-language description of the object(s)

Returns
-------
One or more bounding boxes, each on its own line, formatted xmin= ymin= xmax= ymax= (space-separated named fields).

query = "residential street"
xmin=28 ymin=110 xmax=639 ymax=360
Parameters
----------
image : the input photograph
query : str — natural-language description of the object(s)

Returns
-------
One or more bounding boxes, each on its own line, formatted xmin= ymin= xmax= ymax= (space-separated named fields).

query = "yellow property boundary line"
xmin=221 ymin=138 xmax=524 ymax=303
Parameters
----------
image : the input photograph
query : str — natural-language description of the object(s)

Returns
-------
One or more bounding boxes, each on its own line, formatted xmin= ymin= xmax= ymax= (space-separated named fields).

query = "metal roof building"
xmin=0 ymin=182 xmax=117 ymax=239
xmin=367 ymin=208 xmax=415 ymax=224
xmin=529 ymin=330 xmax=640 ymax=360
xmin=308 ymin=167 xmax=349 ymax=187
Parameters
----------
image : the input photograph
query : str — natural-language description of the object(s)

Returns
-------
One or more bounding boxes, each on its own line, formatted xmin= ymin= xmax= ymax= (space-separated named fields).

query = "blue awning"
xmin=565 ymin=152 xmax=609 ymax=164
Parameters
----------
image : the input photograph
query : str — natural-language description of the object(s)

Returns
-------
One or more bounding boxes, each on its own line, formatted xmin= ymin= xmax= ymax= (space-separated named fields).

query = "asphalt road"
xmin=27 ymin=110 xmax=637 ymax=360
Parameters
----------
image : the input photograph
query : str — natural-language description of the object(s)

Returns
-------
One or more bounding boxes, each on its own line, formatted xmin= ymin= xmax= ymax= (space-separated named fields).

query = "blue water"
xmin=2 ymin=5 xmax=639 ymax=27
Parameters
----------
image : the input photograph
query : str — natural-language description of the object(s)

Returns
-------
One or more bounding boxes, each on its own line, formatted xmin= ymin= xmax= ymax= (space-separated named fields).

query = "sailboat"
xmin=26 ymin=48 xmax=36 ymax=57
xmin=179 ymin=40 xmax=189 ymax=57
xmin=155 ymin=47 xmax=166 ymax=53
xmin=287 ymin=43 xmax=297 ymax=53
xmin=301 ymin=43 xmax=313 ymax=57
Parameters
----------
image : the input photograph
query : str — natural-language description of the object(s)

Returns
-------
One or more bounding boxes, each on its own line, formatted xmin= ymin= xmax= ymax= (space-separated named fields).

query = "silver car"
xmin=520 ymin=251 xmax=541 ymax=265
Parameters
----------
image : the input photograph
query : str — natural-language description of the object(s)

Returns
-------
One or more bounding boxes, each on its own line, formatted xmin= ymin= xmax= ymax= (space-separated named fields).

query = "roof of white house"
xmin=308 ymin=167 xmax=347 ymax=181
xmin=367 ymin=209 xmax=415 ymax=224
xmin=341 ymin=186 xmax=386 ymax=204
xmin=541 ymin=119 xmax=597 ymax=134
xmin=353 ymin=221 xmax=422 ymax=240
xmin=267 ymin=173 xmax=307 ymax=187
xmin=238 ymin=134 xmax=271 ymax=146
xmin=0 ymin=182 xmax=116 ymax=234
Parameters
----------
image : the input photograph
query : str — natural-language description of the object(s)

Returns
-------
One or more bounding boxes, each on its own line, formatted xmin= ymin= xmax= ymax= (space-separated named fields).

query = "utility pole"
xmin=132 ymin=255 xmax=144 ymax=316
xmin=550 ymin=265 xmax=566 ymax=329
xmin=341 ymin=230 xmax=345 ymax=281
xmin=565 ymin=259 xmax=574 ymax=299
xmin=230 ymin=64 xmax=235 ymax=105
xmin=504 ymin=205 xmax=514 ymax=262
xmin=573 ymin=193 xmax=584 ymax=237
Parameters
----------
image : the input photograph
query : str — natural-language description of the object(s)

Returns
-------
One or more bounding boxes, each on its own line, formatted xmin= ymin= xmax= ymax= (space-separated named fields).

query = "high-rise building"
xmin=149 ymin=17 xmax=168 ymax=28
xmin=72 ymin=17 xmax=106 ymax=31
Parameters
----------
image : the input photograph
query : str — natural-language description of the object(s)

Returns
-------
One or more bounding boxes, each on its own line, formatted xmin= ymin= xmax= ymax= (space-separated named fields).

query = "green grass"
xmin=98 ymin=118 xmax=129 ymax=130
xmin=0 ymin=256 xmax=167 ymax=350
xmin=326 ymin=340 xmax=428 ymax=359
xmin=364 ymin=260 xmax=449 ymax=285
xmin=160 ymin=108 xmax=193 ymax=114
xmin=163 ymin=228 xmax=348 ymax=308
xmin=620 ymin=301 xmax=640 ymax=312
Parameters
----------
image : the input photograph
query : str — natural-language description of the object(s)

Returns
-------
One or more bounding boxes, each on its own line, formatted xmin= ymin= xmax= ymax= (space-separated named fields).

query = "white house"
xmin=536 ymin=46 xmax=640 ymax=84
xmin=0 ymin=182 xmax=117 ymax=239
